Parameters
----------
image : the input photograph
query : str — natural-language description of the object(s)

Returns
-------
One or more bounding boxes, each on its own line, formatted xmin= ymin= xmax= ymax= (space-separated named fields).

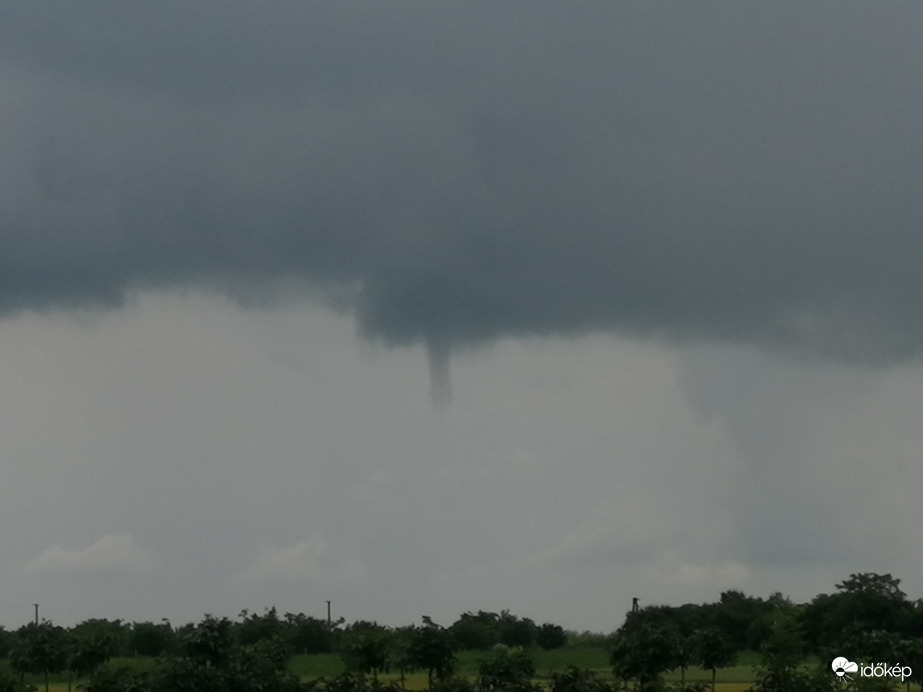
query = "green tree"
xmin=9 ymin=622 xmax=68 ymax=692
xmin=449 ymin=613 xmax=497 ymax=650
xmin=497 ymin=612 xmax=536 ymax=648
xmin=388 ymin=626 xmax=416 ymax=689
xmin=81 ymin=665 xmax=151 ymax=692
xmin=477 ymin=647 xmax=536 ymax=692
xmin=64 ymin=629 xmax=115 ymax=692
xmin=802 ymin=572 xmax=911 ymax=658
xmin=691 ymin=628 xmax=737 ymax=692
xmin=536 ymin=624 xmax=567 ymax=651
xmin=711 ymin=591 xmax=764 ymax=651
xmin=897 ymin=637 xmax=923 ymax=692
xmin=285 ymin=612 xmax=336 ymax=654
xmin=0 ymin=674 xmax=35 ymax=692
xmin=123 ymin=614 xmax=300 ymax=692
xmin=128 ymin=621 xmax=175 ymax=657
xmin=0 ymin=627 xmax=13 ymax=660
xmin=609 ymin=623 xmax=680 ymax=692
xmin=178 ymin=615 xmax=234 ymax=668
xmin=338 ymin=621 xmax=392 ymax=680
xmin=225 ymin=637 xmax=294 ymax=692
xmin=549 ymin=666 xmax=613 ymax=692
xmin=406 ymin=620 xmax=456 ymax=690
xmin=236 ymin=607 xmax=286 ymax=646
xmin=69 ymin=620 xmax=128 ymax=658
xmin=749 ymin=607 xmax=825 ymax=692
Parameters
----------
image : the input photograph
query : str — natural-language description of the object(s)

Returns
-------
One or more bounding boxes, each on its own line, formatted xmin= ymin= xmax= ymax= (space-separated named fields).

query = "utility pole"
xmin=33 ymin=603 xmax=39 ymax=625
xmin=326 ymin=600 xmax=331 ymax=625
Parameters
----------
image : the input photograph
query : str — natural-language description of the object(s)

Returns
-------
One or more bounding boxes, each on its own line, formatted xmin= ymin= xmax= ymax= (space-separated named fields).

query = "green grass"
xmin=285 ymin=647 xmax=614 ymax=687
xmin=531 ymin=647 xmax=612 ymax=676
xmin=0 ymin=656 xmax=157 ymax=692
xmin=662 ymin=651 xmax=761 ymax=685
xmin=23 ymin=647 xmax=923 ymax=692
xmin=287 ymin=653 xmax=347 ymax=679
xmin=283 ymin=649 xmax=923 ymax=692
xmin=290 ymin=647 xmax=760 ymax=687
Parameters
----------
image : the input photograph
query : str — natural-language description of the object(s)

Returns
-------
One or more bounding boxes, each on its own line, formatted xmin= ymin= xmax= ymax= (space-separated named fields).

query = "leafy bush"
xmin=320 ymin=672 xmax=401 ymax=692
xmin=666 ymin=684 xmax=709 ymax=692
xmin=431 ymin=676 xmax=476 ymax=692
xmin=549 ymin=666 xmax=614 ymax=692
xmin=748 ymin=664 xmax=834 ymax=692
xmin=80 ymin=666 xmax=151 ymax=692
xmin=536 ymin=625 xmax=567 ymax=651
xmin=0 ymin=673 xmax=35 ymax=692
xmin=337 ymin=622 xmax=392 ymax=679
xmin=477 ymin=647 xmax=539 ymax=692
xmin=609 ymin=624 xmax=681 ymax=691
xmin=128 ymin=622 xmax=175 ymax=657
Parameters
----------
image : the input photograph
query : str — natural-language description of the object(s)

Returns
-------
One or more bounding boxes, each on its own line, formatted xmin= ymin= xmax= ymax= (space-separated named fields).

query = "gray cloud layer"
xmin=2 ymin=3 xmax=922 ymax=362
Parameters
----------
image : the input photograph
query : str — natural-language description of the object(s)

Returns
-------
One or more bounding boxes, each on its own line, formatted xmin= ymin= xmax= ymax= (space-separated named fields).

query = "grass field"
xmin=6 ymin=648 xmax=919 ymax=692
xmin=286 ymin=647 xmax=615 ymax=681
xmin=286 ymin=647 xmax=762 ymax=690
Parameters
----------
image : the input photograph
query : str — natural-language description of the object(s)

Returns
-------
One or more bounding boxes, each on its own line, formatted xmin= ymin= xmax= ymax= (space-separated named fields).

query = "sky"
xmin=2 ymin=1 xmax=923 ymax=633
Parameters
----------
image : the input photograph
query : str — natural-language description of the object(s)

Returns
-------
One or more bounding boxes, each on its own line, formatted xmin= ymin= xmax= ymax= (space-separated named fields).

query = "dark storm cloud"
xmin=2 ymin=2 xmax=923 ymax=362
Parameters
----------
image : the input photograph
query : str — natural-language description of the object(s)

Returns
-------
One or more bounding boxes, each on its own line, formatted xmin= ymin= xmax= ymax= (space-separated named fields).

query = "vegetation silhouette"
xmin=0 ymin=573 xmax=918 ymax=692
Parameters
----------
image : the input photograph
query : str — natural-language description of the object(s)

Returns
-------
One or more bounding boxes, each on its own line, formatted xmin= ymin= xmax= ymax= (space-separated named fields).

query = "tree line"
xmin=609 ymin=572 xmax=923 ymax=691
xmin=0 ymin=608 xmax=567 ymax=662
xmin=2 ymin=572 xmax=921 ymax=692
xmin=0 ymin=609 xmax=567 ymax=692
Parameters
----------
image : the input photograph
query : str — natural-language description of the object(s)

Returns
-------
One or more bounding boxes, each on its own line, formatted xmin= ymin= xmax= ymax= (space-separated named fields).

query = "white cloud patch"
xmin=22 ymin=534 xmax=160 ymax=575
xmin=529 ymin=495 xmax=702 ymax=569
xmin=650 ymin=556 xmax=750 ymax=589
xmin=242 ymin=534 xmax=369 ymax=584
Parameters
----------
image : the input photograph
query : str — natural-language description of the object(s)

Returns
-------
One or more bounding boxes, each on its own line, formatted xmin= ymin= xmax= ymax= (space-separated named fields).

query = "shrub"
xmin=0 ymin=674 xmax=35 ymax=692
xmin=80 ymin=666 xmax=151 ymax=692
xmin=477 ymin=647 xmax=539 ymax=692
xmin=549 ymin=666 xmax=614 ymax=692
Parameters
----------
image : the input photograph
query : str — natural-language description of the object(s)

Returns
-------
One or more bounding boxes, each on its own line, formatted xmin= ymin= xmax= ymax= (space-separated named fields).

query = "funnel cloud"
xmin=5 ymin=0 xmax=923 ymax=634
xmin=1 ymin=3 xmax=922 ymax=369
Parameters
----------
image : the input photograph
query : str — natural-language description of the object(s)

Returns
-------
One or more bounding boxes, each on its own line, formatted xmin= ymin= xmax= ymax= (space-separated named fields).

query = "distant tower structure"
xmin=631 ymin=597 xmax=639 ymax=613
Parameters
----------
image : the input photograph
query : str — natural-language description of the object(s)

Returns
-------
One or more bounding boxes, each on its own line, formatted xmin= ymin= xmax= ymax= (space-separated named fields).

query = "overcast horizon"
xmin=2 ymin=2 xmax=923 ymax=633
